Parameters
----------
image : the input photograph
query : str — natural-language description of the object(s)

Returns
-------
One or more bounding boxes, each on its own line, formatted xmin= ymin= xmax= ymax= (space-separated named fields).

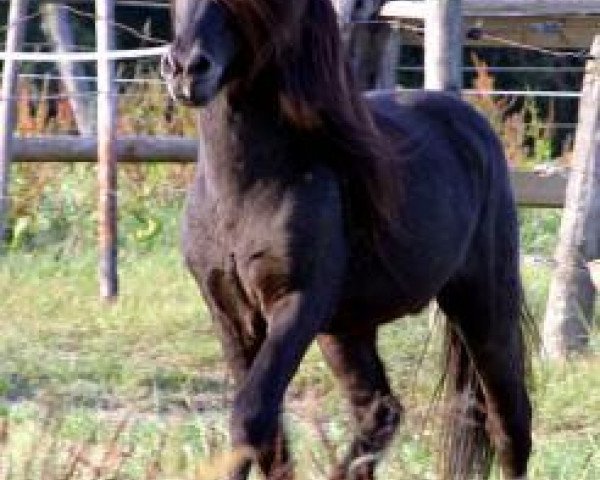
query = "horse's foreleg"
xmin=317 ymin=331 xmax=403 ymax=480
xmin=206 ymin=303 xmax=293 ymax=480
xmin=229 ymin=290 xmax=331 ymax=479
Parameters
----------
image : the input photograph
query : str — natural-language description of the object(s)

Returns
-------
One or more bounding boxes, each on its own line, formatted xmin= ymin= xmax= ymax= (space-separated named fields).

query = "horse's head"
xmin=161 ymin=0 xmax=242 ymax=106
xmin=162 ymin=0 xmax=342 ymax=110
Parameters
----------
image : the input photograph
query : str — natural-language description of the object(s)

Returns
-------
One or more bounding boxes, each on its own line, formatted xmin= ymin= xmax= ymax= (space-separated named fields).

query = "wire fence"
xmin=0 ymin=45 xmax=167 ymax=62
xmin=0 ymin=5 xmax=594 ymax=131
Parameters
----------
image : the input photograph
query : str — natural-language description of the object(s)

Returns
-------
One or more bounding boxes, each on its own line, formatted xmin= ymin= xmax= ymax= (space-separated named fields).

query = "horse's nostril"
xmin=187 ymin=54 xmax=212 ymax=77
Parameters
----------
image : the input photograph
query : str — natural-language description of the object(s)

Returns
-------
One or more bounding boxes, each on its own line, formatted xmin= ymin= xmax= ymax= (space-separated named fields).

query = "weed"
xmin=468 ymin=53 xmax=562 ymax=169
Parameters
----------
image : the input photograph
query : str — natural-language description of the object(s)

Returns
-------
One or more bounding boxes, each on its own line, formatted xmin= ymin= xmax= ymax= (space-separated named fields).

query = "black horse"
xmin=161 ymin=0 xmax=532 ymax=479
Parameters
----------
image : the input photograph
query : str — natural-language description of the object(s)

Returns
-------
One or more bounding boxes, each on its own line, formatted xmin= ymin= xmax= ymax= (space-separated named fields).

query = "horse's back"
xmin=366 ymin=89 xmax=505 ymax=173
xmin=333 ymin=90 xmax=514 ymax=327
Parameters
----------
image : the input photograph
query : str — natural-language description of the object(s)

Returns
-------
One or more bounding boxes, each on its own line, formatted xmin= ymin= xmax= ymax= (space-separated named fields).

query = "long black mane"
xmin=220 ymin=0 xmax=396 ymax=241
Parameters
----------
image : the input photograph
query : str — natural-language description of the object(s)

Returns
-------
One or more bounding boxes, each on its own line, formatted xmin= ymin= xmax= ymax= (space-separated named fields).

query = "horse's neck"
xmin=196 ymin=94 xmax=236 ymax=195
xmin=197 ymin=91 xmax=298 ymax=197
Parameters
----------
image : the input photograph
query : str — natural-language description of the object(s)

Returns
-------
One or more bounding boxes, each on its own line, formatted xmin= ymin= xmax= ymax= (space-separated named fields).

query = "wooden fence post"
xmin=543 ymin=36 xmax=600 ymax=358
xmin=424 ymin=0 xmax=462 ymax=92
xmin=334 ymin=0 xmax=401 ymax=90
xmin=0 ymin=0 xmax=29 ymax=245
xmin=96 ymin=0 xmax=118 ymax=299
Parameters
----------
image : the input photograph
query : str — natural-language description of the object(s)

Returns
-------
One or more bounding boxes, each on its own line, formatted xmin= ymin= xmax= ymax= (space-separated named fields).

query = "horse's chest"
xmin=185 ymin=202 xmax=261 ymax=270
xmin=182 ymin=193 xmax=298 ymax=316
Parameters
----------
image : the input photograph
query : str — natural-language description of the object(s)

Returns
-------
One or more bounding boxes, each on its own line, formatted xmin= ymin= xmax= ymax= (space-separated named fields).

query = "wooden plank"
xmin=0 ymin=0 xmax=29 ymax=245
xmin=382 ymin=2 xmax=600 ymax=48
xmin=96 ymin=0 xmax=118 ymax=300
xmin=424 ymin=0 xmax=462 ymax=92
xmin=510 ymin=170 xmax=567 ymax=208
xmin=381 ymin=0 xmax=600 ymax=18
xmin=465 ymin=15 xmax=600 ymax=50
xmin=12 ymin=136 xmax=198 ymax=163
xmin=543 ymin=36 xmax=600 ymax=358
xmin=451 ymin=0 xmax=600 ymax=16
xmin=392 ymin=15 xmax=600 ymax=49
xmin=8 ymin=135 xmax=568 ymax=207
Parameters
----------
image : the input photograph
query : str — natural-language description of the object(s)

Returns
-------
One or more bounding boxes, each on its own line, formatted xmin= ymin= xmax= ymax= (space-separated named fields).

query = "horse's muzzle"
xmin=161 ymin=48 xmax=220 ymax=107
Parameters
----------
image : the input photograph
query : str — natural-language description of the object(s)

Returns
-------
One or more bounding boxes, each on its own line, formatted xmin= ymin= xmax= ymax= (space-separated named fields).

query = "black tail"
xmin=438 ymin=321 xmax=494 ymax=480
xmin=437 ymin=292 xmax=538 ymax=480
xmin=434 ymin=96 xmax=538 ymax=478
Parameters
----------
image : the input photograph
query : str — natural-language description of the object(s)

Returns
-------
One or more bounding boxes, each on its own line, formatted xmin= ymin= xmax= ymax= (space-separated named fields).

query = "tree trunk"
xmin=333 ymin=0 xmax=401 ymax=89
xmin=543 ymin=36 xmax=600 ymax=359
xmin=41 ymin=3 xmax=95 ymax=135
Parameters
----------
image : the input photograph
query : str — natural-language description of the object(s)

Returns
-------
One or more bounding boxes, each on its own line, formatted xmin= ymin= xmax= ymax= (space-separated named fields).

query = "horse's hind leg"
xmin=437 ymin=260 xmax=532 ymax=479
xmin=317 ymin=330 xmax=403 ymax=480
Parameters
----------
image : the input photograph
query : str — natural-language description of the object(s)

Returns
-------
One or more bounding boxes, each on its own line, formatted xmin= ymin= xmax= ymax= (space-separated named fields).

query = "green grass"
xmin=1 ymin=245 xmax=599 ymax=479
xmin=0 ymin=248 xmax=222 ymax=409
xmin=519 ymin=208 xmax=563 ymax=257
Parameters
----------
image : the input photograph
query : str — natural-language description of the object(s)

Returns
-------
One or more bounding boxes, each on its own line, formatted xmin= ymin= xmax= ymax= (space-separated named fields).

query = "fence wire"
xmin=0 ymin=9 xmax=593 ymax=130
xmin=61 ymin=5 xmax=169 ymax=46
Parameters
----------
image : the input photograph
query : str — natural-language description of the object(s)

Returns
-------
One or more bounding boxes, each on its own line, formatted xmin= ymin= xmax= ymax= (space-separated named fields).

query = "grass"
xmin=0 ymin=248 xmax=221 ymax=409
xmin=1 ymin=240 xmax=599 ymax=479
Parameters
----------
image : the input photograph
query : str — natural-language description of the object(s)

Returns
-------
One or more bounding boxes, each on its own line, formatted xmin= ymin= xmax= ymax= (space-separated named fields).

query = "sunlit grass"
xmin=0 ymin=248 xmax=222 ymax=411
xmin=1 ymin=246 xmax=599 ymax=479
